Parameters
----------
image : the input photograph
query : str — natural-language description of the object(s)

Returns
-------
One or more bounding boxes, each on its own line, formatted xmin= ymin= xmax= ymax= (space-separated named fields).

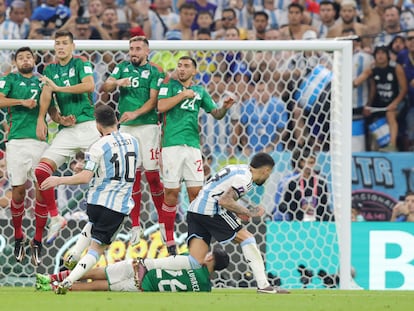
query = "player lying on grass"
xmin=35 ymin=248 xmax=229 ymax=292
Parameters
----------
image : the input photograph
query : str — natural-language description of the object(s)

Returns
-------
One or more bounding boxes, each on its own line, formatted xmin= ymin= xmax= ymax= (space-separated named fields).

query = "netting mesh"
xmin=0 ymin=40 xmax=350 ymax=289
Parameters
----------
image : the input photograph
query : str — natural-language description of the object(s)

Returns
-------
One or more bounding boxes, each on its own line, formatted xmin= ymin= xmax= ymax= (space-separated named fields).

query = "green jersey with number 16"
xmin=43 ymin=56 xmax=95 ymax=125
xmin=110 ymin=61 xmax=165 ymax=126
xmin=0 ymin=73 xmax=42 ymax=141
xmin=158 ymin=79 xmax=217 ymax=148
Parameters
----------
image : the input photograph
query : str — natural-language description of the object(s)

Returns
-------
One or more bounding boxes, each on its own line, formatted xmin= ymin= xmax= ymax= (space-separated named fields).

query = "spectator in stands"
xmin=360 ymin=0 xmax=394 ymax=37
xmin=226 ymin=0 xmax=254 ymax=32
xmin=146 ymin=0 xmax=179 ymax=40
xmin=177 ymin=0 xmax=219 ymax=31
xmin=388 ymin=35 xmax=406 ymax=62
xmin=354 ymin=45 xmax=407 ymax=152
xmin=343 ymin=29 xmax=374 ymax=152
xmin=247 ymin=11 xmax=268 ymax=40
xmin=390 ymin=192 xmax=414 ymax=222
xmin=312 ymin=0 xmax=338 ymax=39
xmin=401 ymin=9 xmax=414 ymax=31
xmin=278 ymin=148 xmax=333 ymax=221
xmin=168 ymin=2 xmax=197 ymax=39
xmin=194 ymin=10 xmax=215 ymax=38
xmin=83 ymin=0 xmax=104 ymax=19
xmin=102 ymin=0 xmax=129 ymax=23
xmin=215 ymin=8 xmax=246 ymax=40
xmin=257 ymin=0 xmax=288 ymax=31
xmin=235 ymin=81 xmax=288 ymax=155
xmin=8 ymin=0 xmax=30 ymax=39
xmin=373 ymin=5 xmax=402 ymax=48
xmin=63 ymin=16 xmax=111 ymax=40
xmin=327 ymin=0 xmax=371 ymax=50
xmin=396 ymin=30 xmax=414 ymax=151
xmin=279 ymin=3 xmax=317 ymax=40
xmin=30 ymin=0 xmax=71 ymax=29
xmin=0 ymin=0 xmax=20 ymax=39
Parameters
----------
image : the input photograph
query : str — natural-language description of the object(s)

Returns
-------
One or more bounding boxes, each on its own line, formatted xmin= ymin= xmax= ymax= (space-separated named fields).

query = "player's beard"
xmin=19 ymin=66 xmax=34 ymax=74
xmin=131 ymin=57 xmax=142 ymax=67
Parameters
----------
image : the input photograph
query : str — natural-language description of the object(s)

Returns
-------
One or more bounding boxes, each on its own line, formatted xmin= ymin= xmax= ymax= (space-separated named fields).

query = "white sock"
xmin=67 ymin=250 xmax=99 ymax=284
xmin=241 ymin=237 xmax=270 ymax=289
xmin=144 ymin=255 xmax=195 ymax=270
xmin=71 ymin=222 xmax=92 ymax=259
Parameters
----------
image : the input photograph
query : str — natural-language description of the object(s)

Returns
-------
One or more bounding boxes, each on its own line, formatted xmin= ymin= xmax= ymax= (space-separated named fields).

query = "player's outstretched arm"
xmin=41 ymin=170 xmax=94 ymax=190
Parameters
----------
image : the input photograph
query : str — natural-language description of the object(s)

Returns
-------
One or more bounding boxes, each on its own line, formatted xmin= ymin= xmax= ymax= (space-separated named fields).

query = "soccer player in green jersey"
xmin=35 ymin=248 xmax=229 ymax=292
xmin=157 ymin=56 xmax=235 ymax=255
xmin=0 ymin=47 xmax=50 ymax=264
xmin=33 ymin=31 xmax=101 ymax=265
xmin=102 ymin=36 xmax=165 ymax=248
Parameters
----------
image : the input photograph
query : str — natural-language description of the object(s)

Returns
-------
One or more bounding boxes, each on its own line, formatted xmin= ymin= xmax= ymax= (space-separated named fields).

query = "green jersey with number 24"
xmin=158 ymin=79 xmax=217 ymax=148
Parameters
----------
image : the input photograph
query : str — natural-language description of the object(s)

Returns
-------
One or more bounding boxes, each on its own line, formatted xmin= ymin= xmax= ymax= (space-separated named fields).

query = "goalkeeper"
xmin=35 ymin=248 xmax=229 ymax=292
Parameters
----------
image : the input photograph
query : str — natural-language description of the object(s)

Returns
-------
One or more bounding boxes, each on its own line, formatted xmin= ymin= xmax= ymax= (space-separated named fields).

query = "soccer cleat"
xmin=14 ymin=237 xmax=26 ymax=263
xmin=35 ymin=282 xmax=52 ymax=291
xmin=130 ymin=226 xmax=144 ymax=246
xmin=55 ymin=279 xmax=72 ymax=295
xmin=30 ymin=240 xmax=42 ymax=266
xmin=257 ymin=286 xmax=290 ymax=294
xmin=64 ymin=254 xmax=79 ymax=270
xmin=36 ymin=273 xmax=51 ymax=285
xmin=133 ymin=258 xmax=148 ymax=291
xmin=46 ymin=215 xmax=67 ymax=244
xmin=167 ymin=244 xmax=177 ymax=256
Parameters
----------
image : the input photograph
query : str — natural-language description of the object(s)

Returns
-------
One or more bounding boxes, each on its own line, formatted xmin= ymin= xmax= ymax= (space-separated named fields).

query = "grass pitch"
xmin=1 ymin=287 xmax=413 ymax=311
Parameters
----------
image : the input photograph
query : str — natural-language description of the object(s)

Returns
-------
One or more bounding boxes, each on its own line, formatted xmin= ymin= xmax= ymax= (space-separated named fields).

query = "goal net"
xmin=0 ymin=39 xmax=352 ymax=289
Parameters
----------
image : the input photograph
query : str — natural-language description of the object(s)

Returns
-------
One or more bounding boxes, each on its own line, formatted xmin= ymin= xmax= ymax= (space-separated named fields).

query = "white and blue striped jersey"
xmin=188 ymin=164 xmax=253 ymax=216
xmin=353 ymin=50 xmax=374 ymax=110
xmin=84 ymin=131 xmax=141 ymax=215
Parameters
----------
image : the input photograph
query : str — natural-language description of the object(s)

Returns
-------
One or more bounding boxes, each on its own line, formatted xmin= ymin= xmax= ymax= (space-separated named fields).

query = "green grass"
xmin=1 ymin=287 xmax=414 ymax=311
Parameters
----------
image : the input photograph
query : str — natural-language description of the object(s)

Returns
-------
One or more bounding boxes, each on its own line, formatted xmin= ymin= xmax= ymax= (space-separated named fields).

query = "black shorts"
xmin=87 ymin=204 xmax=128 ymax=245
xmin=186 ymin=211 xmax=243 ymax=245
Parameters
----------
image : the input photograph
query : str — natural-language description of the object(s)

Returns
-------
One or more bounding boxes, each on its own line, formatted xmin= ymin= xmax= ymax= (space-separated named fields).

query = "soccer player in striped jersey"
xmin=34 ymin=31 xmax=101 ymax=263
xmin=142 ymin=152 xmax=289 ymax=294
xmin=35 ymin=248 xmax=229 ymax=292
xmin=40 ymin=105 xmax=140 ymax=295
xmin=0 ymin=47 xmax=49 ymax=264
xmin=158 ymin=56 xmax=235 ymax=255
xmin=103 ymin=36 xmax=165 ymax=248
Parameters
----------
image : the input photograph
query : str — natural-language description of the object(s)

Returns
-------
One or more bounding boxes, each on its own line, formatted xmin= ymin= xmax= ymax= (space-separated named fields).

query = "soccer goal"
xmin=0 ymin=39 xmax=352 ymax=289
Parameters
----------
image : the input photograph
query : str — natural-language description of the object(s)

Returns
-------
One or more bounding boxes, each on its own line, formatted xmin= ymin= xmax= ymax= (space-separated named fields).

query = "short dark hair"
xmin=94 ymin=105 xmax=117 ymax=127
xmin=179 ymin=55 xmax=197 ymax=68
xmin=129 ymin=35 xmax=149 ymax=46
xmin=55 ymin=30 xmax=74 ymax=42
xmin=212 ymin=248 xmax=230 ymax=271
xmin=250 ymin=152 xmax=275 ymax=169
xmin=14 ymin=46 xmax=34 ymax=60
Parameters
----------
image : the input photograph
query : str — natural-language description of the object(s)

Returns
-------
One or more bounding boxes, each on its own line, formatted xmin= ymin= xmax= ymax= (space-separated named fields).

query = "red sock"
xmin=161 ymin=202 xmax=177 ymax=244
xmin=130 ymin=170 xmax=142 ymax=227
xmin=35 ymin=161 xmax=58 ymax=217
xmin=34 ymin=201 xmax=48 ymax=242
xmin=145 ymin=170 xmax=164 ymax=218
xmin=50 ymin=270 xmax=71 ymax=282
xmin=11 ymin=199 xmax=25 ymax=240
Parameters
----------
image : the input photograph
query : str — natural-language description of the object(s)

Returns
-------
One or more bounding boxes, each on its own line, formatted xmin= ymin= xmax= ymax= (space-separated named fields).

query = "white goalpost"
xmin=0 ymin=39 xmax=352 ymax=289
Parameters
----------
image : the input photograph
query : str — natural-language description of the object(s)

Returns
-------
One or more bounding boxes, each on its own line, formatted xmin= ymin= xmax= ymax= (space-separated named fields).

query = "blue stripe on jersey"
xmin=356 ymin=55 xmax=365 ymax=109
xmin=195 ymin=167 xmax=248 ymax=215
xmin=106 ymin=132 xmax=132 ymax=214
xmin=90 ymin=141 xmax=113 ymax=205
